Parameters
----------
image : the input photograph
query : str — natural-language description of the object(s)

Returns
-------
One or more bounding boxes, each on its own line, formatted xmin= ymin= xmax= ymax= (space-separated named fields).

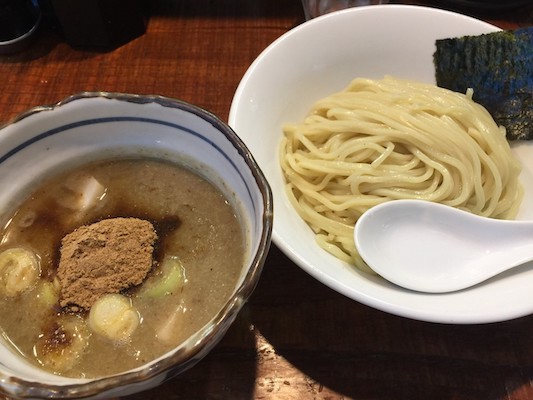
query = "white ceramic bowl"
xmin=0 ymin=92 xmax=273 ymax=399
xmin=229 ymin=4 xmax=533 ymax=324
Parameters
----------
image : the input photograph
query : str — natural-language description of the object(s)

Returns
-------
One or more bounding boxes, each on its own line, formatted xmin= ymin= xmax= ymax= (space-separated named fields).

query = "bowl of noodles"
xmin=229 ymin=4 xmax=533 ymax=323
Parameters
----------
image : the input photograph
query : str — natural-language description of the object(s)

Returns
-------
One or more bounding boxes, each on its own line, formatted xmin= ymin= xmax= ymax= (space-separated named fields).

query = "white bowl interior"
xmin=229 ymin=4 xmax=533 ymax=324
xmin=0 ymin=93 xmax=271 ymax=397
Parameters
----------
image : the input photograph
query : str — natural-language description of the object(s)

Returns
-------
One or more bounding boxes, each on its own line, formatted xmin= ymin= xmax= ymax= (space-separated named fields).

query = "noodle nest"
xmin=280 ymin=76 xmax=523 ymax=272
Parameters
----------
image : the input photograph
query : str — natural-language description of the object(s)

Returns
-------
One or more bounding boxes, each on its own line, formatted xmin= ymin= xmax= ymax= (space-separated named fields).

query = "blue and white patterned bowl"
xmin=0 ymin=92 xmax=273 ymax=399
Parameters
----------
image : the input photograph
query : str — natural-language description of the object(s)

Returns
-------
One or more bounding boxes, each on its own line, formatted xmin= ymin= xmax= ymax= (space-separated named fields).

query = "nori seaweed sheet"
xmin=434 ymin=27 xmax=532 ymax=141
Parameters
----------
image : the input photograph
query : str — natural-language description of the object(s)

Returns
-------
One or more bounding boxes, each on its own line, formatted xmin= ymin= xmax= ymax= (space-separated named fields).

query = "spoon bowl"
xmin=354 ymin=200 xmax=533 ymax=293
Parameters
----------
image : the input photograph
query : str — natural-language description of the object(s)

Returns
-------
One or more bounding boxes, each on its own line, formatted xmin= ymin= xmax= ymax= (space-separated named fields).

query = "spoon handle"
xmin=355 ymin=200 xmax=533 ymax=293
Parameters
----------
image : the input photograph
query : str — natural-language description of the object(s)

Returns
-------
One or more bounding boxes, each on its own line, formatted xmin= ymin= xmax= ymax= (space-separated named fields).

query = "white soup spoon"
xmin=354 ymin=199 xmax=533 ymax=293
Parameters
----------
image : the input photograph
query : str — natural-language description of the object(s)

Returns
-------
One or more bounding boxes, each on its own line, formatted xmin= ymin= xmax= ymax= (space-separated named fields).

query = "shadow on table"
xmin=124 ymin=243 xmax=533 ymax=399
xmin=251 ymin=245 xmax=533 ymax=400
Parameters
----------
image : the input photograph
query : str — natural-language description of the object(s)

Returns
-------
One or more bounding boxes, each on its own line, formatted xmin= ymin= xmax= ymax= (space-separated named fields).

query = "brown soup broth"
xmin=0 ymin=158 xmax=245 ymax=378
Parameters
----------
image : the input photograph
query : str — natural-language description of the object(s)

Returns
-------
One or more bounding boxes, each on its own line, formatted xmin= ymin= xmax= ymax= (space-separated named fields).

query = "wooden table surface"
xmin=1 ymin=1 xmax=533 ymax=399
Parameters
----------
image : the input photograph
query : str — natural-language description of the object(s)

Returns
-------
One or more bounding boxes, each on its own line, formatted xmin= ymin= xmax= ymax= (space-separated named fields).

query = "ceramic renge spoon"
xmin=354 ymin=199 xmax=533 ymax=293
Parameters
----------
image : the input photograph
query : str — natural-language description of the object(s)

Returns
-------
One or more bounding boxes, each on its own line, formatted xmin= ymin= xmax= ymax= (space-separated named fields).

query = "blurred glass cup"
xmin=301 ymin=0 xmax=389 ymax=19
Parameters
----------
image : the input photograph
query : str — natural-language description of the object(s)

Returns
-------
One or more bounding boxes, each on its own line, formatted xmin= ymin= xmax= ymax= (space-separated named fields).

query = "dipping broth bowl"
xmin=0 ymin=92 xmax=273 ymax=399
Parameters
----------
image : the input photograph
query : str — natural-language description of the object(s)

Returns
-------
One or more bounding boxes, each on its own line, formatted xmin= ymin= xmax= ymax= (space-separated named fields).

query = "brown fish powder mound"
xmin=58 ymin=217 xmax=157 ymax=310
